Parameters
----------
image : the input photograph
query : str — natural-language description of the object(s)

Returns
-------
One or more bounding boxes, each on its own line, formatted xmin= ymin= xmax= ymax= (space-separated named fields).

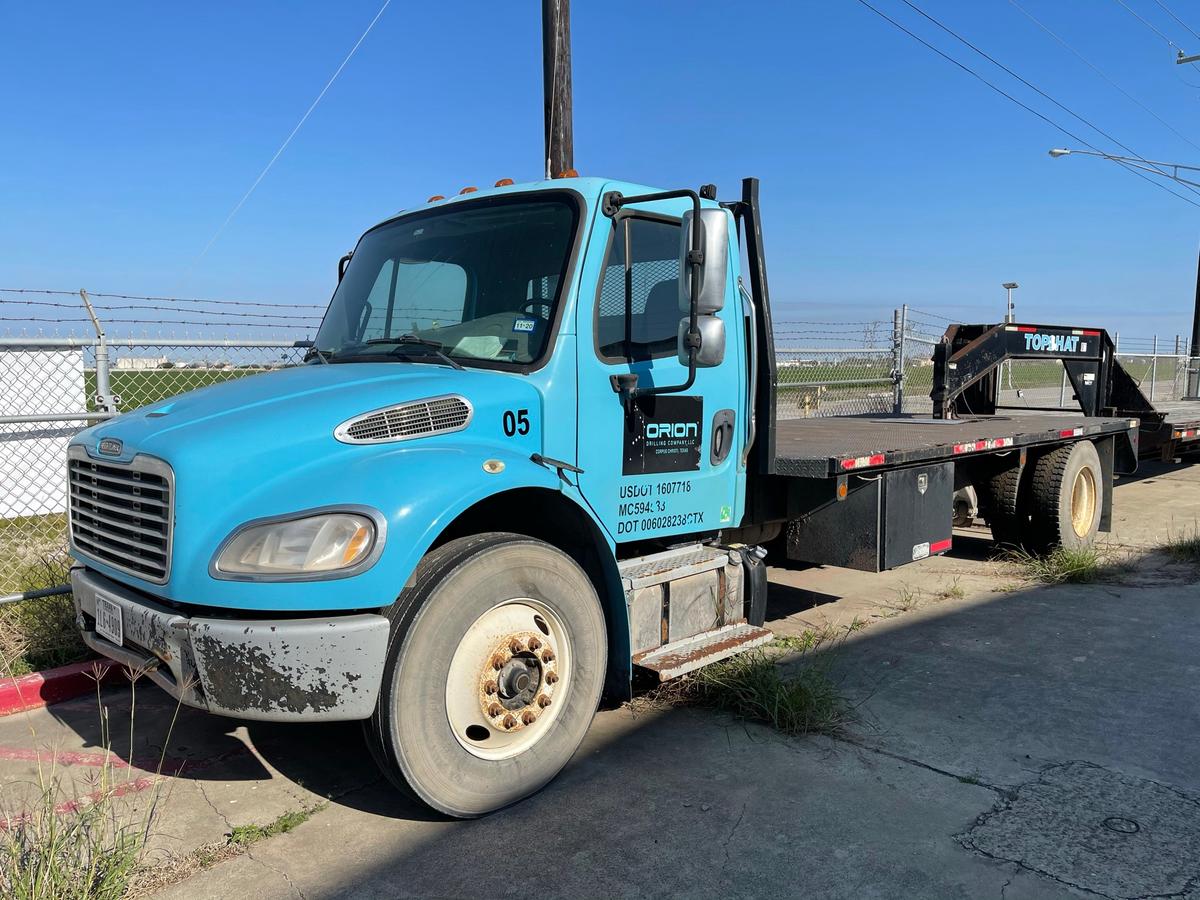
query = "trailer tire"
xmin=365 ymin=532 xmax=606 ymax=818
xmin=1029 ymin=441 xmax=1103 ymax=552
xmin=985 ymin=464 xmax=1029 ymax=550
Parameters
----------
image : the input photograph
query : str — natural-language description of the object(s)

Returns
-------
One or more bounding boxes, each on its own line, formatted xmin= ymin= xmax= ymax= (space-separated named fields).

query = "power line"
xmin=188 ymin=0 xmax=392 ymax=272
xmin=1152 ymin=0 xmax=1200 ymax=43
xmin=852 ymin=0 xmax=1200 ymax=209
xmin=1114 ymin=0 xmax=1200 ymax=81
xmin=1008 ymin=0 xmax=1200 ymax=155
xmin=897 ymin=0 xmax=1200 ymax=198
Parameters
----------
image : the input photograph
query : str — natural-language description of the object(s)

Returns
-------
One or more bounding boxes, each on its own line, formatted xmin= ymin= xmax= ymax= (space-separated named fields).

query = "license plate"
xmin=95 ymin=594 xmax=124 ymax=647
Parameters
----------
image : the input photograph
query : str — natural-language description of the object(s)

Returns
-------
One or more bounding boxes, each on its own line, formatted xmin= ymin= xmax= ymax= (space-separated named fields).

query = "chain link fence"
xmin=1 ymin=337 xmax=307 ymax=595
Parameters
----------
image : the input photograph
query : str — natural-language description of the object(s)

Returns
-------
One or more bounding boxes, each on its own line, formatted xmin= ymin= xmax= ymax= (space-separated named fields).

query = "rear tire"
xmin=1028 ymin=441 xmax=1103 ymax=552
xmin=365 ymin=533 xmax=607 ymax=818
xmin=985 ymin=464 xmax=1029 ymax=550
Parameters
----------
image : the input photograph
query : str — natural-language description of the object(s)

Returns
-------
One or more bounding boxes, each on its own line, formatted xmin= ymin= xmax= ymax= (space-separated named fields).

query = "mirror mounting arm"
xmin=601 ymin=188 xmax=706 ymax=404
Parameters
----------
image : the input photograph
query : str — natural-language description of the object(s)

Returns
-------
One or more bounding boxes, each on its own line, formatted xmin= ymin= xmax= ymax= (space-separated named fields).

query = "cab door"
xmin=574 ymin=197 xmax=745 ymax=543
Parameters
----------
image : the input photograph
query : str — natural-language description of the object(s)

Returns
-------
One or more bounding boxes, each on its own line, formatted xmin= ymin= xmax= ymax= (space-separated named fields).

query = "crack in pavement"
xmin=194 ymin=780 xmax=234 ymax=833
xmin=247 ymin=848 xmax=308 ymax=900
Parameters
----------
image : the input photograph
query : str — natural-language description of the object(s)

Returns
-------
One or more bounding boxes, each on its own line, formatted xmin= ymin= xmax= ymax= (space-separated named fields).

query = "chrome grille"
xmin=68 ymin=448 xmax=173 ymax=583
xmin=335 ymin=395 xmax=473 ymax=444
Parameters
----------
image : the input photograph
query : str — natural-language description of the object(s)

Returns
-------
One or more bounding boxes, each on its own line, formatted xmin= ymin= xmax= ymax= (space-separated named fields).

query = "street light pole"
xmin=1048 ymin=147 xmax=1200 ymax=398
xmin=1003 ymin=282 xmax=1018 ymax=324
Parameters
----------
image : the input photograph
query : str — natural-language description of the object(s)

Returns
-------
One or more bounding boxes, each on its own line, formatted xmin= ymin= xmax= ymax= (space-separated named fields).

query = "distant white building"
xmin=115 ymin=356 xmax=168 ymax=370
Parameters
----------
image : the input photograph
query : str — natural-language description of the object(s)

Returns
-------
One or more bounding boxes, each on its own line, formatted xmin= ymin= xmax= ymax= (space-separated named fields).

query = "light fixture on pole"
xmin=1048 ymin=147 xmax=1200 ymax=399
xmin=1002 ymin=282 xmax=1019 ymax=324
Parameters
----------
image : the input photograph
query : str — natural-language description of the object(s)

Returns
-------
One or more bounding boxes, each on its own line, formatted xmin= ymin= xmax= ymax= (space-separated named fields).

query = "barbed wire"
xmin=2 ymin=299 xmax=322 ymax=321
xmin=0 ymin=287 xmax=326 ymax=309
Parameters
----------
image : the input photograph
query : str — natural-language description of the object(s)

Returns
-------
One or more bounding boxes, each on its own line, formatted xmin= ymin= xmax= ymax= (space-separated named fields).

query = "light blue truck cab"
xmin=67 ymin=176 xmax=1136 ymax=816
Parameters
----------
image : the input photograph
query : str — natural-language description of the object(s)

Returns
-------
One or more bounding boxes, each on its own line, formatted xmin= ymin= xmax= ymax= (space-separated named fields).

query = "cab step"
xmin=632 ymin=622 xmax=773 ymax=681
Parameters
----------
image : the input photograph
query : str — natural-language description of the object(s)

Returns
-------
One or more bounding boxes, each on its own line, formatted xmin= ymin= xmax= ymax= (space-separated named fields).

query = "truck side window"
xmin=596 ymin=217 xmax=681 ymax=362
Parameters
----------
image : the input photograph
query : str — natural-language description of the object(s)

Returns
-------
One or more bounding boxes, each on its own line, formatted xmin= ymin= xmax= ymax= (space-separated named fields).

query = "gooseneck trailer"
xmin=67 ymin=176 xmax=1137 ymax=816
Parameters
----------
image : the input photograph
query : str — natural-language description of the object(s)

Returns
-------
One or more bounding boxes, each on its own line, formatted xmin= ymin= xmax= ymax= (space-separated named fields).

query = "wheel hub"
xmin=477 ymin=630 xmax=559 ymax=733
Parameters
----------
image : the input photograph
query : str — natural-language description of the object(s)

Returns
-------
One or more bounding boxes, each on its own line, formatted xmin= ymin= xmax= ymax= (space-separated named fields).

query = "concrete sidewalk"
xmin=2 ymin=460 xmax=1198 ymax=898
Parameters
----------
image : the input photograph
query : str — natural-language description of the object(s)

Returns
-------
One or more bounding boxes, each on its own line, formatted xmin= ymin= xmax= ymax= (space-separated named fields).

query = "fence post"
xmin=892 ymin=306 xmax=908 ymax=414
xmin=1177 ymin=335 xmax=1184 ymax=399
xmin=1150 ymin=335 xmax=1158 ymax=402
xmin=79 ymin=289 xmax=115 ymax=413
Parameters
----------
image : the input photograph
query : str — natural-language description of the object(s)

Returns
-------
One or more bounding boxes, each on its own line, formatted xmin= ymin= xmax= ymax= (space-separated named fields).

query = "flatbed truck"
xmin=66 ymin=176 xmax=1138 ymax=816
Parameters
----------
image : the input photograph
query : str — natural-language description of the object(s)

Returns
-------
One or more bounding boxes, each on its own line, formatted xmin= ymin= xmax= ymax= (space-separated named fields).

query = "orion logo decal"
xmin=98 ymin=438 xmax=123 ymax=456
xmin=645 ymin=422 xmax=698 ymax=440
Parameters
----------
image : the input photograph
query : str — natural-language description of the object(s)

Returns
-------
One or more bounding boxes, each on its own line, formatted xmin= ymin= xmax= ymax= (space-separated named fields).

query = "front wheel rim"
xmin=1070 ymin=467 xmax=1097 ymax=538
xmin=445 ymin=598 xmax=571 ymax=761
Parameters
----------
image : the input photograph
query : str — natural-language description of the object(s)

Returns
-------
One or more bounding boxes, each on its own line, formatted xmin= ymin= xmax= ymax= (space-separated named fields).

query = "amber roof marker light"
xmin=494 ymin=178 xmax=514 ymax=187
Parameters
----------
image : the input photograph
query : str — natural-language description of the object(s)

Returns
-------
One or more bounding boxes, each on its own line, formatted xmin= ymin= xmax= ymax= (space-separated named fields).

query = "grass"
xmin=1 ymin=556 xmax=87 ymax=676
xmin=0 ymin=672 xmax=178 ymax=900
xmin=1163 ymin=525 xmax=1200 ymax=565
xmin=1003 ymin=545 xmax=1114 ymax=585
xmin=228 ymin=805 xmax=323 ymax=848
xmin=666 ymin=630 xmax=857 ymax=737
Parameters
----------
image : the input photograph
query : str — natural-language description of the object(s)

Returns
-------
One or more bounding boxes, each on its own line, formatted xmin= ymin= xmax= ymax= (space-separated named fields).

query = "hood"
xmin=75 ymin=362 xmax=524 ymax=466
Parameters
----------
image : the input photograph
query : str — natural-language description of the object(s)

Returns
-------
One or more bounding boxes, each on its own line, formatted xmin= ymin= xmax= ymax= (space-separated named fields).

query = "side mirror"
xmin=678 ymin=208 xmax=730 ymax=314
xmin=678 ymin=315 xmax=725 ymax=368
xmin=338 ymin=251 xmax=353 ymax=282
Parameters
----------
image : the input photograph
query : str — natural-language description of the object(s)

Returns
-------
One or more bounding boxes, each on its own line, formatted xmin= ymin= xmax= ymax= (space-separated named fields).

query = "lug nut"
xmin=502 ymin=714 xmax=518 ymax=729
xmin=509 ymin=639 xmax=525 ymax=654
xmin=541 ymin=649 xmax=555 ymax=663
xmin=545 ymin=671 xmax=559 ymax=685
xmin=528 ymin=637 xmax=542 ymax=651
xmin=489 ymin=703 xmax=504 ymax=718
xmin=484 ymin=680 xmax=498 ymax=695
xmin=522 ymin=710 xmax=537 ymax=725
xmin=538 ymin=695 xmax=552 ymax=708
xmin=492 ymin=654 xmax=507 ymax=671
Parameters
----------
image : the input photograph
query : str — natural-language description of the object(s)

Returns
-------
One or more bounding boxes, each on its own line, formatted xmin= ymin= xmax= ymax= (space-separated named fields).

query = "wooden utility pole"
xmin=541 ymin=0 xmax=573 ymax=178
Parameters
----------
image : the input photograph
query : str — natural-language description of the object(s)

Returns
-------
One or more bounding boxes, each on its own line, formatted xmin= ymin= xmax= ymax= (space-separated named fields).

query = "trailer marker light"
xmin=840 ymin=453 xmax=885 ymax=470
xmin=930 ymin=538 xmax=952 ymax=554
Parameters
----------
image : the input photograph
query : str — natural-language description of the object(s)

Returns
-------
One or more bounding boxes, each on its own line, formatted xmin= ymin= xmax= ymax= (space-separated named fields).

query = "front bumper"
xmin=71 ymin=567 xmax=390 ymax=722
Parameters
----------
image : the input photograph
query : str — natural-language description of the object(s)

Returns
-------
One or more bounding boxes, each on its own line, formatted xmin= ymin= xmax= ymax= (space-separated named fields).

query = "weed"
xmin=666 ymin=630 xmax=856 ymax=737
xmin=0 ymin=668 xmax=179 ymax=900
xmin=228 ymin=805 xmax=324 ymax=848
xmin=1163 ymin=525 xmax=1200 ymax=565
xmin=956 ymin=772 xmax=983 ymax=786
xmin=0 ymin=556 xmax=87 ymax=675
xmin=1004 ymin=545 xmax=1111 ymax=585
xmin=935 ymin=578 xmax=965 ymax=601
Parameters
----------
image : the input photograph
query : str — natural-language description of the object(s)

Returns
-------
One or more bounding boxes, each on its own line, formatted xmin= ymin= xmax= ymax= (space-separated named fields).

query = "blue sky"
xmin=3 ymin=0 xmax=1200 ymax=342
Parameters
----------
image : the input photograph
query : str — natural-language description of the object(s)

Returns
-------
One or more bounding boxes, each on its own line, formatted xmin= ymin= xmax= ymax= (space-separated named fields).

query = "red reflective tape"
xmin=930 ymin=538 xmax=952 ymax=554
xmin=1016 ymin=326 xmax=1037 ymax=333
xmin=840 ymin=453 xmax=885 ymax=470
xmin=1059 ymin=428 xmax=1082 ymax=438
xmin=1081 ymin=329 xmax=1101 ymax=336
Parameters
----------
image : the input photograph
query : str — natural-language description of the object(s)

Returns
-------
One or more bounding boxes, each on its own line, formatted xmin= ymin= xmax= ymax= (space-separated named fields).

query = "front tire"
xmin=366 ymin=533 xmax=607 ymax=818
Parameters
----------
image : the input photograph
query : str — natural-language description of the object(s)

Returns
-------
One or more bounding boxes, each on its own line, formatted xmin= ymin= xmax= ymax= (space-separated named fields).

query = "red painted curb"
xmin=0 ymin=659 xmax=126 ymax=718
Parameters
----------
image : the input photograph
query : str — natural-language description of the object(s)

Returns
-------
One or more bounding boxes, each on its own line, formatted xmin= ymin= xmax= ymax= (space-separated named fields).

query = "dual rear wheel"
xmin=986 ymin=440 xmax=1103 ymax=553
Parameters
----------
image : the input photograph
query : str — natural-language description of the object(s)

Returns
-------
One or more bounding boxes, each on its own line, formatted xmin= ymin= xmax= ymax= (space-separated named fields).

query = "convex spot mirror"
xmin=678 ymin=207 xmax=731 ymax=315
xmin=678 ymin=315 xmax=725 ymax=368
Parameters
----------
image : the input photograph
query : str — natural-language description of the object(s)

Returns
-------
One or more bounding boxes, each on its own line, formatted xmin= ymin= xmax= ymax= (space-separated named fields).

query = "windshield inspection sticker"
xmin=512 ymin=318 xmax=536 ymax=333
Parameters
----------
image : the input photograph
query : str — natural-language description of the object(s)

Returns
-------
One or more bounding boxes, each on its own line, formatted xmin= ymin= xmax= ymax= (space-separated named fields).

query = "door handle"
xmin=711 ymin=409 xmax=735 ymax=465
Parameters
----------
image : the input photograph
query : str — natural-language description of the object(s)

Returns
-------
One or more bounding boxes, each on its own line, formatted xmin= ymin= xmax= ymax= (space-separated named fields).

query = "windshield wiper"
xmin=363 ymin=334 xmax=464 ymax=370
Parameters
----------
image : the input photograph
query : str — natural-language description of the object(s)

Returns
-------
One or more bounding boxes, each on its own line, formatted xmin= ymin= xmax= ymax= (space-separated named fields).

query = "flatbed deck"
xmin=772 ymin=413 xmax=1139 ymax=478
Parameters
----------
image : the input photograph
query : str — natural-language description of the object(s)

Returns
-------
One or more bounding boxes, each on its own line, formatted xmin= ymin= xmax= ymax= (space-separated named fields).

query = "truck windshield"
xmin=314 ymin=194 xmax=578 ymax=368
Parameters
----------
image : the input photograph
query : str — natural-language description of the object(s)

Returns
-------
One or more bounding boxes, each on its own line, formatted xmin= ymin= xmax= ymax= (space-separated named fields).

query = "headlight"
xmin=214 ymin=512 xmax=378 ymax=578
